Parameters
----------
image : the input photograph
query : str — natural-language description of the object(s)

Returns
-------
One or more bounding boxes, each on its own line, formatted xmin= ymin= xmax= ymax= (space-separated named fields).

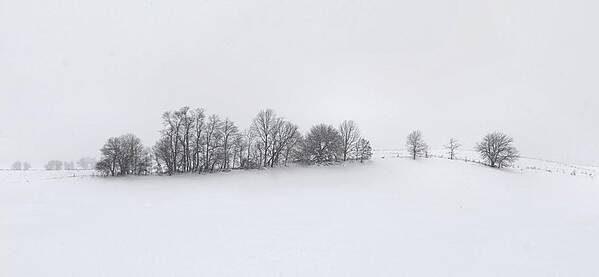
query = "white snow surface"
xmin=2 ymin=157 xmax=599 ymax=276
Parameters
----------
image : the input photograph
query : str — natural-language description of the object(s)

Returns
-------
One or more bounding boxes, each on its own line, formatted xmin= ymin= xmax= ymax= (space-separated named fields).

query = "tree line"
xmin=8 ymin=158 xmax=96 ymax=171
xmin=11 ymin=161 xmax=31 ymax=171
xmin=96 ymin=107 xmax=373 ymax=176
xmin=45 ymin=158 xmax=96 ymax=170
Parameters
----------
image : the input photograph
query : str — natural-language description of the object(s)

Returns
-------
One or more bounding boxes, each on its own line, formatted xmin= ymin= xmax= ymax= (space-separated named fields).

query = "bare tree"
xmin=221 ymin=118 xmax=239 ymax=170
xmin=177 ymin=107 xmax=194 ymax=172
xmin=355 ymin=138 xmax=373 ymax=163
xmin=406 ymin=130 xmax=428 ymax=160
xmin=339 ymin=120 xmax=361 ymax=161
xmin=251 ymin=109 xmax=276 ymax=167
xmin=268 ymin=120 xmax=300 ymax=167
xmin=64 ymin=161 xmax=75 ymax=170
xmin=191 ymin=108 xmax=205 ymax=173
xmin=303 ymin=124 xmax=343 ymax=164
xmin=23 ymin=162 xmax=31 ymax=170
xmin=11 ymin=161 xmax=22 ymax=170
xmin=240 ymin=129 xmax=260 ymax=169
xmin=444 ymin=138 xmax=461 ymax=160
xmin=77 ymin=157 xmax=97 ymax=170
xmin=282 ymin=127 xmax=302 ymax=166
xmin=203 ymin=114 xmax=223 ymax=172
xmin=45 ymin=160 xmax=63 ymax=170
xmin=156 ymin=110 xmax=183 ymax=173
xmin=475 ymin=132 xmax=519 ymax=168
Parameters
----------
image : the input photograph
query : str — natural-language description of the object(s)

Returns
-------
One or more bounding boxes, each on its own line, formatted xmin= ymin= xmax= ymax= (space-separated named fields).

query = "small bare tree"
xmin=339 ymin=120 xmax=361 ymax=161
xmin=406 ymin=130 xmax=428 ymax=160
xmin=355 ymin=138 xmax=373 ymax=163
xmin=475 ymin=132 xmax=519 ymax=168
xmin=444 ymin=138 xmax=461 ymax=160
xmin=23 ymin=162 xmax=31 ymax=170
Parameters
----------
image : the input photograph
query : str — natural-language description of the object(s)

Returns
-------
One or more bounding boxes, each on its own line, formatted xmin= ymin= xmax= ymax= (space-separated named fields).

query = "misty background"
xmin=1 ymin=0 xmax=598 ymax=168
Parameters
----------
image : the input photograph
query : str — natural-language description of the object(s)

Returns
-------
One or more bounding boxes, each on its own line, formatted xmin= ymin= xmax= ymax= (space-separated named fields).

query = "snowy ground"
xmin=2 ymin=156 xmax=598 ymax=276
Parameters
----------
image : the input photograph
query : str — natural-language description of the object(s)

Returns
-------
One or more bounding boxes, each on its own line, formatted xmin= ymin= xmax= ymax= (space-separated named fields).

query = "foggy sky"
xmin=1 ymin=0 xmax=598 ymax=168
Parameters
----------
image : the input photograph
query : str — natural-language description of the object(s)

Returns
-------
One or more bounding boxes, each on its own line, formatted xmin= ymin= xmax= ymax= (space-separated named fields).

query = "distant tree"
xmin=77 ymin=157 xmax=97 ymax=170
xmin=11 ymin=161 xmax=22 ymax=170
xmin=303 ymin=124 xmax=343 ymax=164
xmin=355 ymin=138 xmax=373 ymax=163
xmin=444 ymin=138 xmax=461 ymax=160
xmin=22 ymin=162 xmax=31 ymax=170
xmin=339 ymin=120 xmax=361 ymax=161
xmin=475 ymin=132 xmax=519 ymax=168
xmin=64 ymin=161 xmax=75 ymax=170
xmin=406 ymin=130 xmax=428 ymax=160
xmin=45 ymin=160 xmax=63 ymax=170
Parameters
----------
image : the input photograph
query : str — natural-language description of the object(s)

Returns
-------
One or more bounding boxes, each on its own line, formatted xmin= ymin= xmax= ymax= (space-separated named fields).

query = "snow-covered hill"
xmin=2 ymin=157 xmax=598 ymax=276
xmin=376 ymin=149 xmax=598 ymax=178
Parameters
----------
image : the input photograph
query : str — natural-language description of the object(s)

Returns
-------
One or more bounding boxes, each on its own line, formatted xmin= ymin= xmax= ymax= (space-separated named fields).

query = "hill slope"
xmin=2 ymin=157 xmax=598 ymax=276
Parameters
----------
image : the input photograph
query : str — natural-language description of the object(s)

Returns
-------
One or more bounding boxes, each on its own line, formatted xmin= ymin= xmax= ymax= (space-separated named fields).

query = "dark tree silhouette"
xmin=475 ymin=132 xmax=519 ymax=168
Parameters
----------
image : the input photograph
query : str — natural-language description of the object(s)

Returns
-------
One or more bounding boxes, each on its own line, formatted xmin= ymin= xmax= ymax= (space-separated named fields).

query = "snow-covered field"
xmin=2 ymin=157 xmax=598 ymax=276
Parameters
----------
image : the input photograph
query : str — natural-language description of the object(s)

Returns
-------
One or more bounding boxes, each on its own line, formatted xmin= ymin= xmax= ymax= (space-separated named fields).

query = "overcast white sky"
xmin=1 ymin=0 xmax=598 ymax=168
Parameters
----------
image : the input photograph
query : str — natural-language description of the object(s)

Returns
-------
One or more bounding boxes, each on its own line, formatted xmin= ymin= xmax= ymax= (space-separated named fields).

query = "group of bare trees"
xmin=96 ymin=107 xmax=373 ymax=176
xmin=248 ymin=109 xmax=304 ymax=168
xmin=405 ymin=130 xmax=519 ymax=168
xmin=11 ymin=161 xmax=31 ymax=170
xmin=151 ymin=107 xmax=254 ymax=174
xmin=301 ymin=122 xmax=372 ymax=164
xmin=43 ymin=158 xmax=96 ymax=171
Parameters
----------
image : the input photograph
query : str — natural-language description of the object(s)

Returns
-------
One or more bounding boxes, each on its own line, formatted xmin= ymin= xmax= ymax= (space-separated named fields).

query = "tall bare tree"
xmin=191 ymin=108 xmax=205 ymax=173
xmin=268 ymin=120 xmax=300 ymax=167
xmin=203 ymin=114 xmax=223 ymax=172
xmin=177 ymin=107 xmax=194 ymax=172
xmin=339 ymin=120 xmax=361 ymax=161
xmin=444 ymin=138 xmax=461 ymax=160
xmin=251 ymin=109 xmax=276 ymax=167
xmin=221 ymin=118 xmax=239 ymax=170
